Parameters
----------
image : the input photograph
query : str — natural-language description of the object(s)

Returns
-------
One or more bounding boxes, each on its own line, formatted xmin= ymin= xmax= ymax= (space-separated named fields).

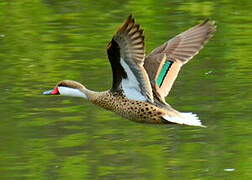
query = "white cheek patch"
xmin=120 ymin=59 xmax=146 ymax=101
xmin=58 ymin=86 xmax=87 ymax=99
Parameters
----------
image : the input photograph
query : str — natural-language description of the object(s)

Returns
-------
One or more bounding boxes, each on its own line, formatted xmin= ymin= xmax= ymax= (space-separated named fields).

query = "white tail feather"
xmin=162 ymin=112 xmax=206 ymax=127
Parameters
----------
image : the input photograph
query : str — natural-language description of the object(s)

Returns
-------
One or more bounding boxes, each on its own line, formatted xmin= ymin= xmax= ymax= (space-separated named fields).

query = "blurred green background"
xmin=0 ymin=0 xmax=252 ymax=179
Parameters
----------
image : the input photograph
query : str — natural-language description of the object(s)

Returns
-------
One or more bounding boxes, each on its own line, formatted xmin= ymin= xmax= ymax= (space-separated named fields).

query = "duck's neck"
xmin=80 ymin=87 xmax=98 ymax=100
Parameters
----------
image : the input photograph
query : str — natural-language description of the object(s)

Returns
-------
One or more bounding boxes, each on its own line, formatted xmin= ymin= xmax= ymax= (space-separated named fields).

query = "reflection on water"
xmin=0 ymin=0 xmax=252 ymax=179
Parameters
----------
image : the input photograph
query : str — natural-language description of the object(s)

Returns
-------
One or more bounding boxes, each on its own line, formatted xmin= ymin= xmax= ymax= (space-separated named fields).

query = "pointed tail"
xmin=162 ymin=112 xmax=206 ymax=127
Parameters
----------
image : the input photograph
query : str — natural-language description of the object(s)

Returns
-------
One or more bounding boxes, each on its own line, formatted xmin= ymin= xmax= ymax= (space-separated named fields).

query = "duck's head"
xmin=43 ymin=80 xmax=88 ymax=99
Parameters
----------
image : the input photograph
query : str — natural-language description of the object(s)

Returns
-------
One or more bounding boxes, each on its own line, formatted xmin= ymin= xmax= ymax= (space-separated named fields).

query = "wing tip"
xmin=117 ymin=14 xmax=135 ymax=33
xmin=115 ymin=14 xmax=145 ymax=49
xmin=128 ymin=13 xmax=133 ymax=20
xmin=201 ymin=19 xmax=217 ymax=33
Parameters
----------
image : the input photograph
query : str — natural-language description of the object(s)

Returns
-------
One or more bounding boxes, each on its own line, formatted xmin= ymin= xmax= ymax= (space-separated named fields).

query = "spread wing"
xmin=107 ymin=15 xmax=153 ymax=102
xmin=144 ymin=19 xmax=216 ymax=104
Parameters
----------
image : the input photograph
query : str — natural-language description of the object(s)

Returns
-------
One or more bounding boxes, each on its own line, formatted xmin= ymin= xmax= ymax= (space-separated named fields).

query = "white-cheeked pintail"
xmin=43 ymin=15 xmax=216 ymax=127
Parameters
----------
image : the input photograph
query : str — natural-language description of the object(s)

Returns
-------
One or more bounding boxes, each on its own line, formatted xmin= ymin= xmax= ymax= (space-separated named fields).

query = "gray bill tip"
xmin=43 ymin=90 xmax=53 ymax=95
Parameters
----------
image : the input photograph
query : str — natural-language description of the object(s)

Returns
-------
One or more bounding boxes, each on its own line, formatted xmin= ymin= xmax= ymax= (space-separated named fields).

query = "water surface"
xmin=0 ymin=0 xmax=252 ymax=179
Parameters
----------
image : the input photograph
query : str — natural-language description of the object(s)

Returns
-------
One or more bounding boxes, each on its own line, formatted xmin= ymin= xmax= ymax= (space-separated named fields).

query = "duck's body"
xmin=91 ymin=91 xmax=169 ymax=124
xmin=43 ymin=15 xmax=216 ymax=127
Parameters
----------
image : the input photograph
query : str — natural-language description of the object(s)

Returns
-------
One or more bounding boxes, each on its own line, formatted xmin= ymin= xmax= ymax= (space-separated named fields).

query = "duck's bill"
xmin=43 ymin=88 xmax=60 ymax=95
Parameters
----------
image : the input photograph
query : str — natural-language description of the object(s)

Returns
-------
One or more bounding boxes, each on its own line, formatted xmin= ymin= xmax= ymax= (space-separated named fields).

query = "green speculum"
xmin=156 ymin=61 xmax=173 ymax=87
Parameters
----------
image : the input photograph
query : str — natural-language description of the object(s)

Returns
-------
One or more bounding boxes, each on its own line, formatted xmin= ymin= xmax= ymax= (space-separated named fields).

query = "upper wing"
xmin=107 ymin=15 xmax=153 ymax=102
xmin=144 ymin=20 xmax=216 ymax=103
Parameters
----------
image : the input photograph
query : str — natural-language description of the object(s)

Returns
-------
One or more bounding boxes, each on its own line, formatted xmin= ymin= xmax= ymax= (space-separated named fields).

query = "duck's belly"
xmin=93 ymin=94 xmax=168 ymax=124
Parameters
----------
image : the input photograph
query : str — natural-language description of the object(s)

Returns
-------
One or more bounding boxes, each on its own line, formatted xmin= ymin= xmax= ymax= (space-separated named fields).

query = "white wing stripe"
xmin=120 ymin=58 xmax=146 ymax=101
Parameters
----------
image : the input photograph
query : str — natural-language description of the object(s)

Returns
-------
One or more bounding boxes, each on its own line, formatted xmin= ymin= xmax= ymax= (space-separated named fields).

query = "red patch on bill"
xmin=51 ymin=88 xmax=59 ymax=95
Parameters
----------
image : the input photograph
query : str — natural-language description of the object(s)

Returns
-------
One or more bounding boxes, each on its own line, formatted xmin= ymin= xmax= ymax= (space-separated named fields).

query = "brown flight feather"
xmin=144 ymin=19 xmax=216 ymax=105
xmin=107 ymin=15 xmax=154 ymax=102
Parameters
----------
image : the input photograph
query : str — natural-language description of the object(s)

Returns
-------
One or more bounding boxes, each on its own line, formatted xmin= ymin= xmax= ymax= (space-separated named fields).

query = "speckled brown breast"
xmin=91 ymin=91 xmax=171 ymax=124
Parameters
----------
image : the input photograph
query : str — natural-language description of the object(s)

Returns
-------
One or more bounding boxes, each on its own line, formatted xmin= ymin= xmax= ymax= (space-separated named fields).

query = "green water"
xmin=0 ymin=0 xmax=252 ymax=179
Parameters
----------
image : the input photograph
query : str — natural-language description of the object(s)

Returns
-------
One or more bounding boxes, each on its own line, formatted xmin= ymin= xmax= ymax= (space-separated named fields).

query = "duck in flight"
xmin=43 ymin=15 xmax=216 ymax=127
